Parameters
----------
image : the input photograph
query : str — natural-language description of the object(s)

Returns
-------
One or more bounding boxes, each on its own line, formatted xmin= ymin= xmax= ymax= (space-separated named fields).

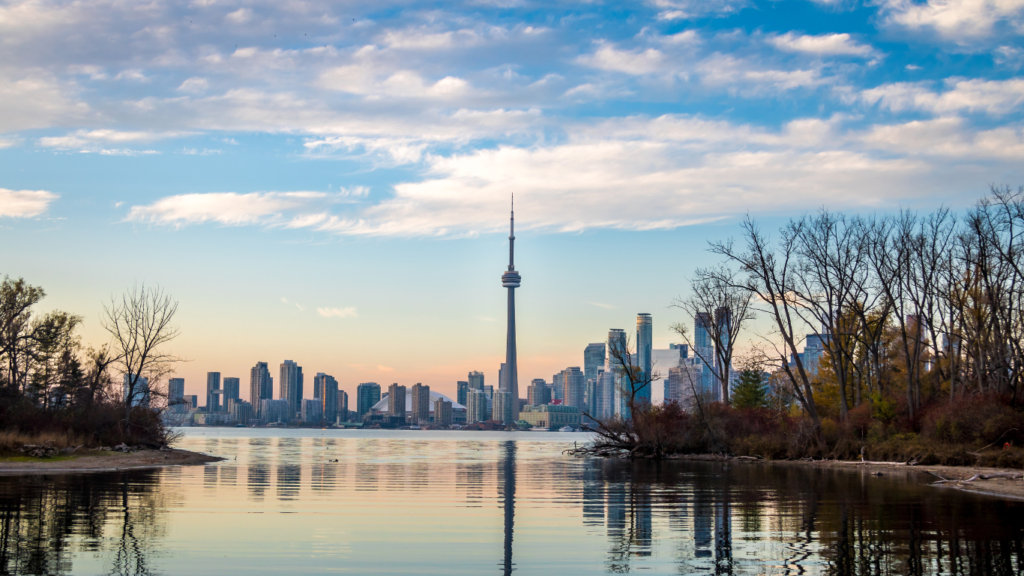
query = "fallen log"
xmin=930 ymin=472 xmax=1023 ymax=485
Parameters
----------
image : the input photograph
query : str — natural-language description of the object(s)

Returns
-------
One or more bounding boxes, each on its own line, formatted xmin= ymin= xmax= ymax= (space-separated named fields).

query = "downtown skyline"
xmin=2 ymin=0 xmax=1022 ymax=401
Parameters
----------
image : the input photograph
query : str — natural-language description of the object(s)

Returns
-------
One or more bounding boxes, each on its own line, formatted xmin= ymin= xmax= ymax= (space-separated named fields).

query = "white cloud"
xmin=225 ymin=8 xmax=252 ymax=24
xmin=878 ymin=0 xmax=1024 ymax=42
xmin=0 ymin=189 xmax=59 ymax=218
xmin=769 ymin=32 xmax=874 ymax=56
xmin=861 ymin=78 xmax=1024 ymax=115
xmin=652 ymin=0 xmax=750 ymax=20
xmin=698 ymin=54 xmax=824 ymax=91
xmin=178 ymin=77 xmax=209 ymax=93
xmin=858 ymin=116 xmax=1024 ymax=159
xmin=126 ymin=191 xmax=331 ymax=226
xmin=576 ymin=42 xmax=665 ymax=75
xmin=38 ymin=129 xmax=192 ymax=150
xmin=115 ymin=69 xmax=149 ymax=82
xmin=317 ymin=306 xmax=358 ymax=318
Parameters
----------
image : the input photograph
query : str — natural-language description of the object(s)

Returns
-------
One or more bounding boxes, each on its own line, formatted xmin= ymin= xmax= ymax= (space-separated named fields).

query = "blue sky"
xmin=2 ymin=0 xmax=1023 ymax=401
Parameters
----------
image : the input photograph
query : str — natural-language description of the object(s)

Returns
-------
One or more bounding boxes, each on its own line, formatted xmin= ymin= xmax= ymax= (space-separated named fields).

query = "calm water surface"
xmin=1 ymin=428 xmax=1023 ymax=575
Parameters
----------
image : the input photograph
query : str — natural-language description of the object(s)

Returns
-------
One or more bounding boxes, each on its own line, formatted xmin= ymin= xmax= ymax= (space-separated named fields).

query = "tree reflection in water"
xmin=589 ymin=460 xmax=1024 ymax=576
xmin=0 ymin=470 xmax=171 ymax=576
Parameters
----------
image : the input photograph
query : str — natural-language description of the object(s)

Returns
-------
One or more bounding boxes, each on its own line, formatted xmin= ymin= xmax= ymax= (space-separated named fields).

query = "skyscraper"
xmin=467 ymin=389 xmax=488 ymax=423
xmin=338 ymin=390 xmax=349 ymax=422
xmin=527 ymin=379 xmax=550 ymax=406
xmin=410 ymin=383 xmax=430 ymax=424
xmin=695 ymin=313 xmax=715 ymax=398
xmin=607 ymin=328 xmax=627 ymax=417
xmin=168 ymin=378 xmax=185 ymax=414
xmin=500 ymin=196 xmax=521 ymax=421
xmin=356 ymin=382 xmax=381 ymax=419
xmin=583 ymin=343 xmax=606 ymax=388
xmin=388 ymin=383 xmax=406 ymax=423
xmin=562 ymin=367 xmax=585 ymax=409
xmin=456 ymin=381 xmax=469 ymax=406
xmin=636 ymin=313 xmax=653 ymax=404
xmin=250 ymin=362 xmax=273 ymax=419
xmin=493 ymin=389 xmax=512 ymax=425
xmin=279 ymin=360 xmax=303 ymax=421
xmin=223 ymin=377 xmax=240 ymax=409
xmin=313 ymin=373 xmax=339 ymax=423
xmin=206 ymin=372 xmax=221 ymax=413
xmin=551 ymin=372 xmax=564 ymax=401
xmin=468 ymin=371 xmax=484 ymax=391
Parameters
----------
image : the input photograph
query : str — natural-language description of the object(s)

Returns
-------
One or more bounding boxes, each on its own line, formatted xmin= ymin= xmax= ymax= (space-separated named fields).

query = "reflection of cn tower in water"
xmin=499 ymin=441 xmax=517 ymax=575
xmin=501 ymin=196 xmax=521 ymax=421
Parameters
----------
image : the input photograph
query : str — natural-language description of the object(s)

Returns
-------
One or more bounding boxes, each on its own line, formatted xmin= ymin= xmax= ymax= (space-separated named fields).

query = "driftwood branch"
xmin=930 ymin=472 xmax=1024 ymax=485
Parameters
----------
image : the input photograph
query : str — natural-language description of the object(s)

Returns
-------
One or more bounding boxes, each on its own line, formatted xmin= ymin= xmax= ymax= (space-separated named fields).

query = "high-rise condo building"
xmin=313 ymin=373 xmax=339 ymax=423
xmin=654 ymin=345 xmax=689 ymax=404
xmin=499 ymin=363 xmax=507 ymax=391
xmin=598 ymin=370 xmax=615 ymax=420
xmin=434 ymin=397 xmax=453 ymax=427
xmin=206 ymin=372 xmax=221 ymax=413
xmin=493 ymin=390 xmax=512 ymax=425
xmin=223 ymin=377 xmax=240 ymax=409
xmin=410 ymin=383 xmax=430 ymax=424
xmin=636 ymin=313 xmax=653 ymax=404
xmin=186 ymin=395 xmax=197 ymax=412
xmin=387 ymin=384 xmax=406 ymax=423
xmin=562 ymin=367 xmax=585 ymax=409
xmin=500 ymin=196 xmax=521 ymax=421
xmin=279 ymin=360 xmax=303 ymax=421
xmin=667 ymin=363 xmax=702 ymax=406
xmin=168 ymin=378 xmax=185 ymax=414
xmin=457 ymin=381 xmax=469 ymax=406
xmin=356 ymin=383 xmax=381 ymax=419
xmin=250 ymin=362 xmax=273 ymax=419
xmin=466 ymin=389 xmax=489 ymax=423
xmin=584 ymin=343 xmax=606 ymax=388
xmin=527 ymin=379 xmax=550 ymax=406
xmin=468 ymin=371 xmax=484 ymax=391
xmin=338 ymin=390 xmax=349 ymax=422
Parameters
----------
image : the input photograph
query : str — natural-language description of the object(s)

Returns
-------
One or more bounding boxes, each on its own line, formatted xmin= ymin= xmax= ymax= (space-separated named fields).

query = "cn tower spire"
xmin=509 ymin=194 xmax=515 ymax=270
xmin=501 ymin=194 xmax=521 ymax=423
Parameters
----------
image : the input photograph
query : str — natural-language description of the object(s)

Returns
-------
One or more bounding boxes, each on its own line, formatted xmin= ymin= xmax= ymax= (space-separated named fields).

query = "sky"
xmin=2 ymin=0 xmax=1024 ymax=403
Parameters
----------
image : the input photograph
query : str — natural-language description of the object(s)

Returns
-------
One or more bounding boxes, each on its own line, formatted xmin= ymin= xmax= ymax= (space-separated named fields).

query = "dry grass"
xmin=0 ymin=430 xmax=91 ymax=454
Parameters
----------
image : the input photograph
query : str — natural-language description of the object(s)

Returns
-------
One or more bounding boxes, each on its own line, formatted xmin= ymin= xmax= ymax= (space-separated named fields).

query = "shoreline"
xmin=662 ymin=454 xmax=1024 ymax=501
xmin=0 ymin=448 xmax=223 ymax=475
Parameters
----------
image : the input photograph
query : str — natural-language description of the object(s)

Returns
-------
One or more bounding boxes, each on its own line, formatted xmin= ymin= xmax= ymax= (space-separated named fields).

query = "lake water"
xmin=1 ymin=428 xmax=1022 ymax=575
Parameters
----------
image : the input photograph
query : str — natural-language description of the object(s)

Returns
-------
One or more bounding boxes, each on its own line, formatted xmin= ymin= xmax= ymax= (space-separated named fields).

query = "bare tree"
xmin=709 ymin=216 xmax=823 ymax=430
xmin=0 ymin=277 xmax=46 ymax=394
xmin=102 ymin=284 xmax=182 ymax=425
xmin=670 ymin=265 xmax=753 ymax=404
xmin=792 ymin=211 xmax=870 ymax=420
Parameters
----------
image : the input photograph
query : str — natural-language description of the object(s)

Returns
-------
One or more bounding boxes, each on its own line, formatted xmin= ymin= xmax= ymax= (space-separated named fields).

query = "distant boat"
xmin=559 ymin=426 xmax=574 ymax=432
xmin=530 ymin=427 xmax=549 ymax=432
xmin=409 ymin=425 xmax=421 ymax=430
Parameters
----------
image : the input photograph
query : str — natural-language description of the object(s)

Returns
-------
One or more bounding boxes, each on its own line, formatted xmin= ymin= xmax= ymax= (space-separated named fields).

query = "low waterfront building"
xmin=261 ymin=399 xmax=290 ymax=424
xmin=519 ymin=404 xmax=581 ymax=430
xmin=301 ymin=398 xmax=323 ymax=423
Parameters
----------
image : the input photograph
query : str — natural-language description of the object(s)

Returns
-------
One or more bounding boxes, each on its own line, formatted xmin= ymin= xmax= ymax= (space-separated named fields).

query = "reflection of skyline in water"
xmin=2 ymin=431 xmax=1024 ymax=575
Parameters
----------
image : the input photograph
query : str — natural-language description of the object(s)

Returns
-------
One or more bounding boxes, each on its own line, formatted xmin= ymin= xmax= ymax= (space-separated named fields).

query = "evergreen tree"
xmin=732 ymin=369 xmax=768 ymax=409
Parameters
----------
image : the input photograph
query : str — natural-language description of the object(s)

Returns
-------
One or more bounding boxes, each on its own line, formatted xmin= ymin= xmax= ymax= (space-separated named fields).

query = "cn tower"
xmin=501 ymin=195 xmax=521 ymax=421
